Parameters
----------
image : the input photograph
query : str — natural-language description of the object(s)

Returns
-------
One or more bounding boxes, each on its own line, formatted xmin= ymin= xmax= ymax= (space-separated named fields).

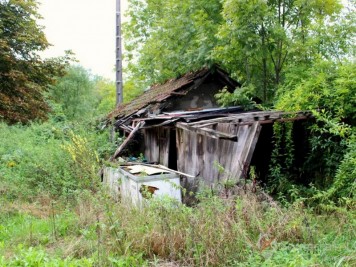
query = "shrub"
xmin=0 ymin=121 xmax=100 ymax=199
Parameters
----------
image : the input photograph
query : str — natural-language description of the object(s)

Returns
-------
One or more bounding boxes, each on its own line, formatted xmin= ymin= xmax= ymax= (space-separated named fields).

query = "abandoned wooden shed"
xmin=108 ymin=66 xmax=240 ymax=127
xmin=108 ymin=66 xmax=313 ymax=194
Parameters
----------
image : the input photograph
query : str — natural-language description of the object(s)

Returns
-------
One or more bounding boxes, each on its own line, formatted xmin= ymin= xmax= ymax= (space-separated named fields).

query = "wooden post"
xmin=116 ymin=0 xmax=123 ymax=105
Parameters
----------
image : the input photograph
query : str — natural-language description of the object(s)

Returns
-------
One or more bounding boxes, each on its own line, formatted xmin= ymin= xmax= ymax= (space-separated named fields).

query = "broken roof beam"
xmin=170 ymin=91 xmax=187 ymax=96
xmin=194 ymin=121 xmax=220 ymax=128
xmin=177 ymin=122 xmax=238 ymax=141
xmin=184 ymin=111 xmax=312 ymax=127
xmin=187 ymin=117 xmax=235 ymax=126
xmin=233 ymin=114 xmax=312 ymax=126
xmin=110 ymin=121 xmax=145 ymax=161
xmin=142 ymin=119 xmax=180 ymax=129
xmin=118 ymin=124 xmax=133 ymax=134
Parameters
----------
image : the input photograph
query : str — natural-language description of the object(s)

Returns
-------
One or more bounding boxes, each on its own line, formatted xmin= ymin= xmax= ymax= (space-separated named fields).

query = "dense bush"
xmin=269 ymin=60 xmax=356 ymax=206
xmin=0 ymin=121 xmax=102 ymax=199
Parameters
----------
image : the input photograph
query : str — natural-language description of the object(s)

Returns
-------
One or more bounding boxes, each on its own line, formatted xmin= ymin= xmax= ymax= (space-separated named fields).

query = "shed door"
xmin=143 ymin=127 xmax=172 ymax=167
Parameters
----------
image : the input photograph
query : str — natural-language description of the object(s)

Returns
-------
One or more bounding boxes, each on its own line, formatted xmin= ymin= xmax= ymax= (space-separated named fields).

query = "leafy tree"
xmin=125 ymin=0 xmax=354 ymax=103
xmin=277 ymin=60 xmax=356 ymax=125
xmin=49 ymin=65 xmax=98 ymax=120
xmin=95 ymin=78 xmax=143 ymax=115
xmin=214 ymin=0 xmax=353 ymax=102
xmin=124 ymin=0 xmax=222 ymax=89
xmin=95 ymin=78 xmax=116 ymax=115
xmin=0 ymin=0 xmax=69 ymax=124
xmin=271 ymin=60 xmax=356 ymax=203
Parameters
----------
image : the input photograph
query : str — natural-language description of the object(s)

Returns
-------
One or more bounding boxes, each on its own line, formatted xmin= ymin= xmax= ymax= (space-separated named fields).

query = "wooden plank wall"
xmin=143 ymin=128 xmax=170 ymax=166
xmin=176 ymin=122 xmax=262 ymax=187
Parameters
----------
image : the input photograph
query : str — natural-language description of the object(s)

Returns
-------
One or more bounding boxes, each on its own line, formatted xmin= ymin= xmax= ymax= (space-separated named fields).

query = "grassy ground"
xmin=0 ymin=189 xmax=355 ymax=266
xmin=0 ymin=122 xmax=355 ymax=266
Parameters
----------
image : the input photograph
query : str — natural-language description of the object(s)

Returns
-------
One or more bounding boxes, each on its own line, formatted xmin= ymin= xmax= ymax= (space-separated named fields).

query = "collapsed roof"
xmin=108 ymin=66 xmax=240 ymax=124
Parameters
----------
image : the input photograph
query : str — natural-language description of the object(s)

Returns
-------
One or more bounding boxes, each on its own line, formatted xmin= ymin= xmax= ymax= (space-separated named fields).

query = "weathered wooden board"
xmin=102 ymin=167 xmax=120 ymax=201
xmin=144 ymin=127 xmax=171 ymax=166
xmin=187 ymin=110 xmax=311 ymax=128
xmin=176 ymin=122 xmax=262 ymax=188
xmin=159 ymin=128 xmax=170 ymax=166
xmin=144 ymin=128 xmax=160 ymax=163
xmin=177 ymin=122 xmax=238 ymax=140
xmin=233 ymin=122 xmax=262 ymax=179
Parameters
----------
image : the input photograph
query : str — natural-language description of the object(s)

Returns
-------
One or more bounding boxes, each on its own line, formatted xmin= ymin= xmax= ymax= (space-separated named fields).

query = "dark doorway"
xmin=250 ymin=124 xmax=274 ymax=184
xmin=168 ymin=128 xmax=178 ymax=170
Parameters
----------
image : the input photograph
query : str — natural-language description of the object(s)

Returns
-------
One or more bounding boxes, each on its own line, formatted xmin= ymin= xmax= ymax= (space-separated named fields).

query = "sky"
xmin=38 ymin=0 xmax=128 ymax=80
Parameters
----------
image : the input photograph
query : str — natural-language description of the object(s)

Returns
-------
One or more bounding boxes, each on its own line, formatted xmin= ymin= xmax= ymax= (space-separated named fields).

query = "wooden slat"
xmin=186 ymin=111 xmax=311 ymax=128
xmin=159 ymin=127 xmax=170 ymax=166
xmin=144 ymin=129 xmax=159 ymax=163
xmin=235 ymin=122 xmax=262 ymax=179
xmin=111 ymin=121 xmax=145 ymax=160
xmin=188 ymin=117 xmax=233 ymax=126
xmin=177 ymin=122 xmax=238 ymax=141
xmin=194 ymin=122 xmax=219 ymax=128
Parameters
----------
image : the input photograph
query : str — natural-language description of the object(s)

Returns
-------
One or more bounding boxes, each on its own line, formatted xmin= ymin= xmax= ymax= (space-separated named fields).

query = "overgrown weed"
xmin=0 ymin=185 xmax=355 ymax=266
xmin=0 ymin=121 xmax=354 ymax=266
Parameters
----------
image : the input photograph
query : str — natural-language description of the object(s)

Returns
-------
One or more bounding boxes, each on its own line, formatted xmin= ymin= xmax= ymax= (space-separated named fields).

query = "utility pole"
xmin=116 ymin=0 xmax=123 ymax=105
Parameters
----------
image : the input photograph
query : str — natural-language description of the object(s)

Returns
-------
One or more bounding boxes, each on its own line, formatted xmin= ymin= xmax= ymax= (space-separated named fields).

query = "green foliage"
xmin=95 ymin=78 xmax=116 ymax=115
xmin=124 ymin=0 xmax=222 ymax=89
xmin=268 ymin=122 xmax=296 ymax=197
xmin=0 ymin=120 xmax=102 ymax=199
xmin=0 ymin=0 xmax=70 ymax=124
xmin=125 ymin=0 xmax=354 ymax=101
xmin=49 ymin=67 xmax=142 ymax=119
xmin=214 ymin=0 xmax=354 ymax=102
xmin=215 ymin=84 xmax=257 ymax=109
xmin=0 ymin=122 xmax=75 ymax=198
xmin=2 ymin=189 xmax=355 ymax=266
xmin=234 ymin=243 xmax=318 ymax=266
xmin=276 ymin=60 xmax=356 ymax=123
xmin=61 ymin=131 xmax=100 ymax=192
xmin=270 ymin=60 xmax=356 ymax=206
xmin=0 ymin=247 xmax=93 ymax=266
xmin=95 ymin=78 xmax=144 ymax=115
xmin=122 ymin=79 xmax=145 ymax=104
xmin=323 ymin=136 xmax=356 ymax=202
xmin=49 ymin=66 xmax=99 ymax=121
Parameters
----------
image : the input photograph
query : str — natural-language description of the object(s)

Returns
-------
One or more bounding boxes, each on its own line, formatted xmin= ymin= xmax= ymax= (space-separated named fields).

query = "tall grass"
xmin=0 ymin=121 xmax=103 ymax=199
xmin=0 ymin=122 xmax=355 ymax=266
xmin=1 ymin=187 xmax=354 ymax=266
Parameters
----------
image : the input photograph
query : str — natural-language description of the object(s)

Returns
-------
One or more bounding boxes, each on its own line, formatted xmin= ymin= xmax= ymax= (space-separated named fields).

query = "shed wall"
xmin=143 ymin=127 xmax=171 ymax=166
xmin=176 ymin=122 xmax=261 ymax=188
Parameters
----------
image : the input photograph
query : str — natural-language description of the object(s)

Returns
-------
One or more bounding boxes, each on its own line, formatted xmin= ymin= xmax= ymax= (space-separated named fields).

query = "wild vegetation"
xmin=0 ymin=0 xmax=72 ymax=124
xmin=124 ymin=0 xmax=354 ymax=102
xmin=0 ymin=0 xmax=355 ymax=266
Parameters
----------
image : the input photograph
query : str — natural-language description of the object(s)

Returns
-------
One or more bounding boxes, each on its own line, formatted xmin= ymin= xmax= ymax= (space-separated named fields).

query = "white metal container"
xmin=102 ymin=167 xmax=121 ymax=201
xmin=103 ymin=166 xmax=182 ymax=206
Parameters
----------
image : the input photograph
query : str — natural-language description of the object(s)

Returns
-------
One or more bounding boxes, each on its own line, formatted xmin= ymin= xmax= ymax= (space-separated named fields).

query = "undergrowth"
xmin=0 ymin=187 xmax=355 ymax=266
xmin=0 ymin=121 xmax=355 ymax=266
